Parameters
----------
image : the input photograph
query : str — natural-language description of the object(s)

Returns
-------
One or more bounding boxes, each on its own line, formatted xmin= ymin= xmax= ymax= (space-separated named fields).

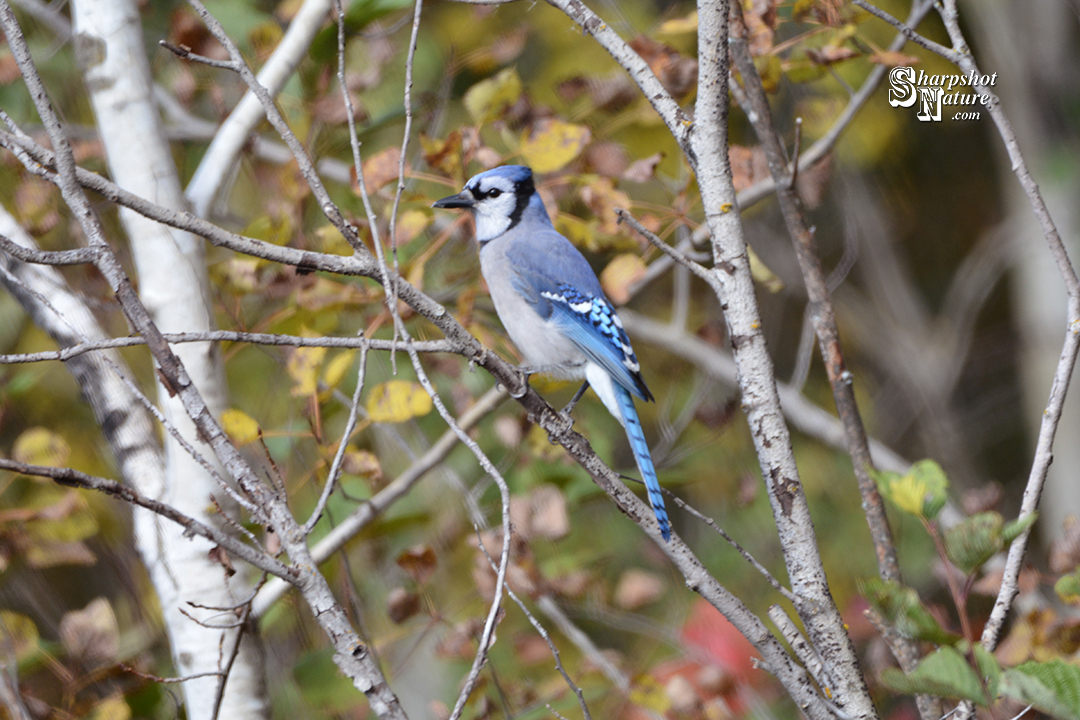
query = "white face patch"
xmin=468 ymin=175 xmax=520 ymax=243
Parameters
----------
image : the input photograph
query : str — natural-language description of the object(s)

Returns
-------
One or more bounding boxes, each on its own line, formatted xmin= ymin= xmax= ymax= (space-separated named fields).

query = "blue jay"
xmin=433 ymin=165 xmax=671 ymax=541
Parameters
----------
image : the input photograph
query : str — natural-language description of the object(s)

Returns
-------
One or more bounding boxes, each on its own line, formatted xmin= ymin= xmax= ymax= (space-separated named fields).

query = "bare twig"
xmin=0 ymin=330 xmax=452 ymax=365
xmin=851 ymin=0 xmax=960 ymax=63
xmin=303 ymin=344 xmax=369 ymax=534
xmin=615 ymin=209 xmax=713 ymax=282
xmin=935 ymin=0 xmax=1080 ymax=654
xmin=475 ymin=538 xmax=592 ymax=720
xmin=159 ymin=40 xmax=241 ymax=70
xmin=731 ymin=0 xmax=936 ymax=212
xmin=252 ymin=385 xmax=508 ymax=616
xmin=666 ymin=493 xmax=798 ymax=605
xmin=184 ymin=0 xmax=335 ymax=217
xmin=0 ymin=457 xmax=294 ymax=578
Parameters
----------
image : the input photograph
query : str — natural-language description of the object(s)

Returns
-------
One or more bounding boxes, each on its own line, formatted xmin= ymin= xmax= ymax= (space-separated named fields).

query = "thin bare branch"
xmin=252 ymin=385 xmax=508 ymax=615
xmin=159 ymin=40 xmax=241 ymax=70
xmin=615 ymin=209 xmax=713 ymax=282
xmin=0 ymin=457 xmax=293 ymax=578
xmin=475 ymin=538 xmax=592 ymax=720
xmin=0 ymin=330 xmax=452 ymax=365
xmin=851 ymin=0 xmax=960 ymax=63
xmin=667 ymin=492 xmax=798 ymax=604
xmin=303 ymin=345 xmax=369 ymax=534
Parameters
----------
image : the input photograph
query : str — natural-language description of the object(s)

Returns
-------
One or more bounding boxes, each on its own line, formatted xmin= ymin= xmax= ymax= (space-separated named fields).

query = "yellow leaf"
xmin=322 ymin=351 xmax=356 ymax=391
xmin=315 ymin=224 xmax=351 ymax=256
xmin=220 ymin=258 xmax=260 ymax=294
xmin=288 ymin=345 xmax=328 ymax=397
xmin=555 ymin=214 xmax=594 ymax=250
xmin=629 ymin=676 xmax=672 ymax=714
xmin=755 ymin=54 xmax=783 ymax=93
xmin=13 ymin=427 xmax=70 ymax=468
xmin=342 ymin=446 xmax=382 ymax=482
xmin=393 ymin=209 xmax=431 ymax=247
xmin=520 ymin=119 xmax=591 ymax=174
xmin=748 ymin=246 xmax=784 ymax=292
xmin=366 ymin=380 xmax=433 ymax=423
xmin=890 ymin=474 xmax=929 ymax=517
xmin=463 ymin=67 xmax=522 ymax=125
xmin=88 ymin=694 xmax=131 ymax=720
xmin=601 ymin=254 xmax=647 ymax=305
xmin=221 ymin=409 xmax=261 ymax=446
xmin=407 ymin=260 xmax=425 ymax=291
xmin=657 ymin=10 xmax=698 ymax=35
xmin=0 ymin=611 xmax=38 ymax=657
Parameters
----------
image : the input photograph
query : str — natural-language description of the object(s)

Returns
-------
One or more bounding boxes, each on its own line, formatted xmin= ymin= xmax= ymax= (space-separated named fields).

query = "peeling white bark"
xmin=71 ymin=1 xmax=268 ymax=717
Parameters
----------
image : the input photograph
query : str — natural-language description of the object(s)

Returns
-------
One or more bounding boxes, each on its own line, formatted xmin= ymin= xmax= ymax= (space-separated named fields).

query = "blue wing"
xmin=504 ymin=231 xmax=652 ymax=401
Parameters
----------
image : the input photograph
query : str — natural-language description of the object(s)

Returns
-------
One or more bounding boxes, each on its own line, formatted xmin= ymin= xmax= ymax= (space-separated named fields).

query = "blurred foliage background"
xmin=0 ymin=0 xmax=1078 ymax=717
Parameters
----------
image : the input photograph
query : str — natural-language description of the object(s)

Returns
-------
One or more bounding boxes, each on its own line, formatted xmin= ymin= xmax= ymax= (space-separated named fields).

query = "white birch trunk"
xmin=71 ymin=1 xmax=268 ymax=717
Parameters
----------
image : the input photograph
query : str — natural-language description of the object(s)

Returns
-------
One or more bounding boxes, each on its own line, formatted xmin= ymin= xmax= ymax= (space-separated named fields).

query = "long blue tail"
xmin=615 ymin=384 xmax=671 ymax=541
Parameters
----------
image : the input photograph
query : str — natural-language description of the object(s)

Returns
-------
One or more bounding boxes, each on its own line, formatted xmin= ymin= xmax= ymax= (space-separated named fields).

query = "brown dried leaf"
xmin=14 ymin=180 xmax=59 ymax=235
xmin=795 ymin=153 xmax=833 ymax=209
xmin=0 ymin=53 xmax=20 ymax=85
xmin=629 ymin=35 xmax=698 ymax=98
xmin=728 ymin=145 xmax=770 ymax=194
xmin=60 ymin=598 xmax=118 ymax=666
xmin=961 ymin=481 xmax=1004 ymax=516
xmin=744 ymin=0 xmax=777 ymax=56
xmin=666 ymin=674 xmax=701 ymax=715
xmin=360 ymin=146 xmax=403 ymax=194
xmin=1050 ymin=516 xmax=1080 ymax=573
xmin=580 ymin=176 xmax=631 ymax=236
xmin=420 ymin=132 xmax=461 ymax=175
xmin=550 ymin=570 xmax=591 ymax=599
xmin=387 ymin=587 xmax=421 ymax=624
xmin=26 ymin=540 xmax=96 ymax=568
xmin=310 ymin=90 xmax=367 ymax=125
xmin=869 ymin=50 xmax=921 ymax=67
xmin=528 ymin=484 xmax=569 ymax=540
xmin=614 ymin=569 xmax=665 ymax=610
xmin=585 ymin=142 xmax=629 ymax=178
xmin=342 ymin=447 xmax=383 ymax=484
xmin=623 ymin=153 xmax=664 ymax=183
xmin=971 ymin=565 xmax=1039 ymax=597
xmin=436 ymin=617 xmax=486 ymax=659
xmin=493 ymin=416 xmax=524 ymax=447
xmin=208 ymin=546 xmax=236 ymax=577
xmin=514 ymin=634 xmax=551 ymax=665
xmin=806 ymin=46 xmax=858 ymax=65
xmin=397 ymin=544 xmax=437 ymax=584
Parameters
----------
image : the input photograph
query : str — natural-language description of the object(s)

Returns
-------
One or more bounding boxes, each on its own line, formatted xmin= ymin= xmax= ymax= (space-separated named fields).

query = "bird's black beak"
xmin=432 ymin=191 xmax=475 ymax=209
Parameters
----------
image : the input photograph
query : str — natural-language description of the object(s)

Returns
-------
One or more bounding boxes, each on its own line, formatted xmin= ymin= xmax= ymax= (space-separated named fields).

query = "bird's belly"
xmin=490 ymin=288 xmax=587 ymax=380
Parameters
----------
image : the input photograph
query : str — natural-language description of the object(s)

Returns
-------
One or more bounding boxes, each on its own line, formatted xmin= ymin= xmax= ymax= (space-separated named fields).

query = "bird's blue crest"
xmin=465 ymin=164 xmax=533 ymax=189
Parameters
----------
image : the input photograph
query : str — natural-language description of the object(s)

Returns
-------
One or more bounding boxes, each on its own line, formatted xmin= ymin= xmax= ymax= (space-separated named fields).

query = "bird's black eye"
xmin=487 ymin=188 xmax=502 ymax=198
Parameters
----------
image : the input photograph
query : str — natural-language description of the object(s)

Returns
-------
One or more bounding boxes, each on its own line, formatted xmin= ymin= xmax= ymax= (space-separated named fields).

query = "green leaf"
xmin=871 ymin=459 xmax=949 ymax=520
xmin=944 ymin=512 xmax=1004 ymax=575
xmin=1002 ymin=661 xmax=1080 ymax=720
xmin=880 ymin=646 xmax=989 ymax=705
xmin=1002 ymin=512 xmax=1038 ymax=544
xmin=1055 ymin=573 xmax=1080 ymax=604
xmin=294 ymin=647 xmax=362 ymax=713
xmin=861 ymin=577 xmax=959 ymax=645
xmin=970 ymin=641 xmax=1002 ymax=699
